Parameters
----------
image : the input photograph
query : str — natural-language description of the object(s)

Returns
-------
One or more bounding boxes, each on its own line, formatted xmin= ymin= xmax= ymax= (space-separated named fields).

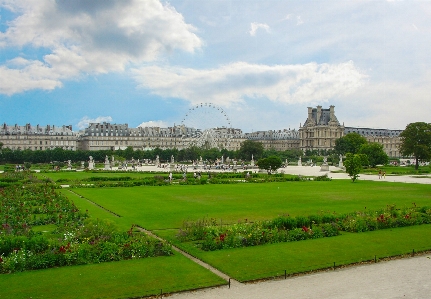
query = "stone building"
xmin=0 ymin=123 xmax=76 ymax=151
xmin=0 ymin=105 xmax=404 ymax=158
xmin=299 ymin=105 xmax=345 ymax=153
xmin=244 ymin=129 xmax=300 ymax=151
xmin=344 ymin=127 xmax=402 ymax=157
xmin=77 ymin=122 xmax=244 ymax=152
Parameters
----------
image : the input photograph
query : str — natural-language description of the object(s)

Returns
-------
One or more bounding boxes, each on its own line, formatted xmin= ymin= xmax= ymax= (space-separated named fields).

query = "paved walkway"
xmin=109 ymin=164 xmax=431 ymax=185
xmin=169 ymin=255 xmax=431 ymax=299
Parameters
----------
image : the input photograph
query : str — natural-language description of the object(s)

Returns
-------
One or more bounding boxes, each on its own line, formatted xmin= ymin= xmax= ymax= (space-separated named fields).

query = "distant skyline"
xmin=1 ymin=0 xmax=430 ymax=132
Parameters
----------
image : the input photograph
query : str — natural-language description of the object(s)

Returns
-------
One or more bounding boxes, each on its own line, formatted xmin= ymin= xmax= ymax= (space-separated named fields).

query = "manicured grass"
xmin=156 ymin=224 xmax=431 ymax=282
xmin=32 ymin=224 xmax=57 ymax=233
xmin=37 ymin=171 xmax=158 ymax=182
xmin=362 ymin=165 xmax=431 ymax=175
xmin=69 ymin=180 xmax=431 ymax=230
xmin=60 ymin=189 xmax=132 ymax=231
xmin=0 ymin=252 xmax=226 ymax=299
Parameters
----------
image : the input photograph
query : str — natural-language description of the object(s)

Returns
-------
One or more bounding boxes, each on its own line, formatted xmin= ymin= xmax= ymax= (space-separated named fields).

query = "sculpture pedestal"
xmin=320 ymin=164 xmax=329 ymax=171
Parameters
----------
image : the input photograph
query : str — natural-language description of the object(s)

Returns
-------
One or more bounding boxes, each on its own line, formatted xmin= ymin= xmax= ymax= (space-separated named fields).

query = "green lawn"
xmin=61 ymin=189 xmax=133 ymax=231
xmin=3 ymin=178 xmax=431 ymax=297
xmin=69 ymin=180 xmax=431 ymax=230
xmin=0 ymin=252 xmax=226 ymax=299
xmin=362 ymin=165 xmax=431 ymax=175
xmin=36 ymin=171 xmax=158 ymax=182
xmin=156 ymin=224 xmax=431 ymax=282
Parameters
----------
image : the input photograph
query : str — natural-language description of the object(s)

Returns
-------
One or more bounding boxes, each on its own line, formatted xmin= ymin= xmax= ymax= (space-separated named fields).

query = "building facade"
xmin=299 ymin=106 xmax=345 ymax=153
xmin=0 ymin=123 xmax=76 ymax=151
xmin=77 ymin=122 xmax=244 ymax=152
xmin=344 ymin=127 xmax=402 ymax=157
xmin=0 ymin=106 xmax=403 ymax=158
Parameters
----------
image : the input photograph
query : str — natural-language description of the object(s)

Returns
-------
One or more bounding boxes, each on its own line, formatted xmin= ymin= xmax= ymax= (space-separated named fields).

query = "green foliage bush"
xmin=177 ymin=214 xmax=340 ymax=251
xmin=177 ymin=204 xmax=431 ymax=251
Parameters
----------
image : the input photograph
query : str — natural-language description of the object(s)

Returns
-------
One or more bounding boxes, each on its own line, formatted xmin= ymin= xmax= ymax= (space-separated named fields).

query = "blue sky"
xmin=1 ymin=0 xmax=430 ymax=132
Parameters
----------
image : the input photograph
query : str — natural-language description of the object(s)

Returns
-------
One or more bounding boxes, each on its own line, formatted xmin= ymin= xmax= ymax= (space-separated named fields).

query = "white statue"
xmin=89 ymin=156 xmax=93 ymax=163
xmin=105 ymin=155 xmax=109 ymax=164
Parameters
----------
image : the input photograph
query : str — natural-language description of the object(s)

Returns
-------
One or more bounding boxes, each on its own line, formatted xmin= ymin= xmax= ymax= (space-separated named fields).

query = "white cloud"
xmin=132 ymin=61 xmax=366 ymax=107
xmin=336 ymin=76 xmax=431 ymax=130
xmin=77 ymin=116 xmax=113 ymax=130
xmin=296 ymin=16 xmax=303 ymax=25
xmin=0 ymin=0 xmax=202 ymax=95
xmin=137 ymin=120 xmax=169 ymax=128
xmin=249 ymin=22 xmax=270 ymax=36
xmin=283 ymin=14 xmax=292 ymax=20
xmin=0 ymin=59 xmax=63 ymax=95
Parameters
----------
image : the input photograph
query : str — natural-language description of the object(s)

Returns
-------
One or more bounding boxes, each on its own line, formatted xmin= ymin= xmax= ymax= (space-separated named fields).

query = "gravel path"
xmin=168 ymin=255 xmax=431 ymax=299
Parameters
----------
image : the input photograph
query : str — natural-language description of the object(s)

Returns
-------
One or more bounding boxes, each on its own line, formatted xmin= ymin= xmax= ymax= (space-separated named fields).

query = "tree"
xmin=334 ymin=133 xmax=367 ymax=155
xmin=257 ymin=156 xmax=282 ymax=173
xmin=343 ymin=153 xmax=365 ymax=182
xmin=24 ymin=162 xmax=32 ymax=170
xmin=202 ymin=148 xmax=220 ymax=162
xmin=239 ymin=140 xmax=264 ymax=161
xmin=399 ymin=122 xmax=431 ymax=170
xmin=359 ymin=143 xmax=388 ymax=167
xmin=123 ymin=146 xmax=135 ymax=160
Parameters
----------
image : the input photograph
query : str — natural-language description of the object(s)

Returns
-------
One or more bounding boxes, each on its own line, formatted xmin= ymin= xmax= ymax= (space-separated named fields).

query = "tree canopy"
xmin=344 ymin=153 xmax=367 ymax=182
xmin=257 ymin=156 xmax=282 ymax=172
xmin=359 ymin=142 xmax=388 ymax=167
xmin=334 ymin=133 xmax=367 ymax=155
xmin=238 ymin=140 xmax=264 ymax=160
xmin=399 ymin=122 xmax=431 ymax=170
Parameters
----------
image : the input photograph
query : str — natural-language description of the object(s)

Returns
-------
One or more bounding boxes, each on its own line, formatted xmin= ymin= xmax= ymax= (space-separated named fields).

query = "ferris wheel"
xmin=180 ymin=103 xmax=233 ymax=150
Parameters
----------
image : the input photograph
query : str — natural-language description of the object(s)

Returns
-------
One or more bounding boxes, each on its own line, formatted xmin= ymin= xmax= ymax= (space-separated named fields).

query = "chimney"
xmin=307 ymin=107 xmax=312 ymax=121
xmin=316 ymin=106 xmax=322 ymax=124
xmin=330 ymin=105 xmax=335 ymax=121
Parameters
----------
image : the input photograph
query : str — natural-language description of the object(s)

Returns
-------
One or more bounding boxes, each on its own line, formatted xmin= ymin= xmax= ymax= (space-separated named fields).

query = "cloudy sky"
xmin=1 ymin=0 xmax=430 ymax=132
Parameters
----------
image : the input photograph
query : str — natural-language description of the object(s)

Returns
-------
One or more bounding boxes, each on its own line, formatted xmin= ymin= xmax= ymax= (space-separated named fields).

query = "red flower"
xmin=219 ymin=233 xmax=226 ymax=242
xmin=302 ymin=226 xmax=308 ymax=232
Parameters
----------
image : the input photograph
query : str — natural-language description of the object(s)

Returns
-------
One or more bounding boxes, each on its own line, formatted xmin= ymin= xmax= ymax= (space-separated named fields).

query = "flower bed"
xmin=0 ymin=185 xmax=172 ymax=273
xmin=177 ymin=204 xmax=431 ymax=251
xmin=177 ymin=217 xmax=339 ymax=251
xmin=337 ymin=204 xmax=431 ymax=232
